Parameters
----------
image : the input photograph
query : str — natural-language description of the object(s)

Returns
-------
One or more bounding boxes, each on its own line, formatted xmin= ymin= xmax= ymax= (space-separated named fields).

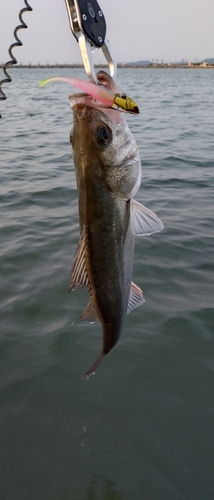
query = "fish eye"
xmin=95 ymin=126 xmax=112 ymax=146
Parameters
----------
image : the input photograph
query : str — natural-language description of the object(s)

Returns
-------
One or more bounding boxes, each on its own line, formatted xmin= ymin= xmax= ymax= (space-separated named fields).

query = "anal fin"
xmin=127 ymin=281 xmax=145 ymax=314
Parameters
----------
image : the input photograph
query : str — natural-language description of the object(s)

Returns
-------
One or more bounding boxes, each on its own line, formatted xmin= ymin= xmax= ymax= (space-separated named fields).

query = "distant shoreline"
xmin=1 ymin=63 xmax=214 ymax=69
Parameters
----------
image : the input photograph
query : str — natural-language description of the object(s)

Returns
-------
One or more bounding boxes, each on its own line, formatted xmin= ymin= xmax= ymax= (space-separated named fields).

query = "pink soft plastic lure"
xmin=40 ymin=76 xmax=114 ymax=106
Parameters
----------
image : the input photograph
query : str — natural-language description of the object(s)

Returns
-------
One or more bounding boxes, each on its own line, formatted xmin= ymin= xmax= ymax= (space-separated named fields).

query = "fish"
xmin=68 ymin=71 xmax=164 ymax=378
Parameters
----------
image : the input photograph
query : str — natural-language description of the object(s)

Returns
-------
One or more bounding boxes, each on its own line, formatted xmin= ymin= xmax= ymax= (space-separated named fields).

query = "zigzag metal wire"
xmin=0 ymin=1 xmax=33 ymax=116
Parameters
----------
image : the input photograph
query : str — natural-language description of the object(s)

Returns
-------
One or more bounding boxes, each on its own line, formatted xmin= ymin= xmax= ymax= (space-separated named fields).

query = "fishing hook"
xmin=0 ymin=0 xmax=33 ymax=118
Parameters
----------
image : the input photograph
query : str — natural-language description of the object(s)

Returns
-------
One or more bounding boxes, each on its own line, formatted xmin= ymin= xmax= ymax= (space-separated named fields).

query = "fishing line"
xmin=0 ymin=0 xmax=33 ymax=118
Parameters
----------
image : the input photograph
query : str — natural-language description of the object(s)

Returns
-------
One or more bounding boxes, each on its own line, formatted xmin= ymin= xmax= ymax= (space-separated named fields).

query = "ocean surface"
xmin=0 ymin=68 xmax=214 ymax=500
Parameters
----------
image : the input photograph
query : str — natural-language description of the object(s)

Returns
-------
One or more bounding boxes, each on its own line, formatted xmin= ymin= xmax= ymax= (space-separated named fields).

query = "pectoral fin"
xmin=127 ymin=281 xmax=145 ymax=314
xmin=131 ymin=199 xmax=164 ymax=236
xmin=68 ymin=228 xmax=89 ymax=292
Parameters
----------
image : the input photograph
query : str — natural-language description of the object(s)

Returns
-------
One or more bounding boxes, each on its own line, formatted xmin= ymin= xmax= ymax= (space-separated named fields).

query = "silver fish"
xmin=69 ymin=71 xmax=163 ymax=378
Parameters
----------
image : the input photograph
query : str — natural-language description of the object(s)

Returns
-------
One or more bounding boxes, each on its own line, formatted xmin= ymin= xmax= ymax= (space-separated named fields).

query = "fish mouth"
xmin=69 ymin=92 xmax=99 ymax=108
xmin=69 ymin=93 xmax=125 ymax=126
xmin=69 ymin=71 xmax=125 ymax=125
xmin=96 ymin=70 xmax=118 ymax=93
xmin=68 ymin=71 xmax=117 ymax=109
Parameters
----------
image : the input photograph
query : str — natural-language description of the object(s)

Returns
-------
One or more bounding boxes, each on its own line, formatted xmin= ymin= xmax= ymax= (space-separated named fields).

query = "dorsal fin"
xmin=68 ymin=228 xmax=90 ymax=292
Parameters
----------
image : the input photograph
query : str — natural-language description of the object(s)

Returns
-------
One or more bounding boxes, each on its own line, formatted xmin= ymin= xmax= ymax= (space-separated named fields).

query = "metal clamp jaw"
xmin=64 ymin=0 xmax=117 ymax=83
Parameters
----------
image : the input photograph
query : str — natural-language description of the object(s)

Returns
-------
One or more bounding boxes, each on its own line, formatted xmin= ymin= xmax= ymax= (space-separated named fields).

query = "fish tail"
xmin=81 ymin=353 xmax=105 ymax=380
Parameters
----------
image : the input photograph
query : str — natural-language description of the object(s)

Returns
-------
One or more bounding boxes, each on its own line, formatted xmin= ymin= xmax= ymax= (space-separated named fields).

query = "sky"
xmin=0 ymin=0 xmax=214 ymax=65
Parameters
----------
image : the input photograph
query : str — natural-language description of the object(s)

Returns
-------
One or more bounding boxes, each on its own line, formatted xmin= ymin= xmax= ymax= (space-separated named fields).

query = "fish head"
xmin=69 ymin=90 xmax=141 ymax=200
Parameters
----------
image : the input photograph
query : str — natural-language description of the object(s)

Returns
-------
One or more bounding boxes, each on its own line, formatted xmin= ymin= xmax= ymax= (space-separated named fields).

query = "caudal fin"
xmin=82 ymin=353 xmax=104 ymax=379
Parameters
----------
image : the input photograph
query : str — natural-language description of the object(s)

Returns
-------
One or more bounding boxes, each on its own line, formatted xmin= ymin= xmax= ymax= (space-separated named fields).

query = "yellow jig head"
xmin=112 ymin=93 xmax=140 ymax=114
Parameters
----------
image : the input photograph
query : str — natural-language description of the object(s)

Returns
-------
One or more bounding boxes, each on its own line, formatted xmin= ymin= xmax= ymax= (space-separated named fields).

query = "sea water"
xmin=0 ymin=68 xmax=214 ymax=499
